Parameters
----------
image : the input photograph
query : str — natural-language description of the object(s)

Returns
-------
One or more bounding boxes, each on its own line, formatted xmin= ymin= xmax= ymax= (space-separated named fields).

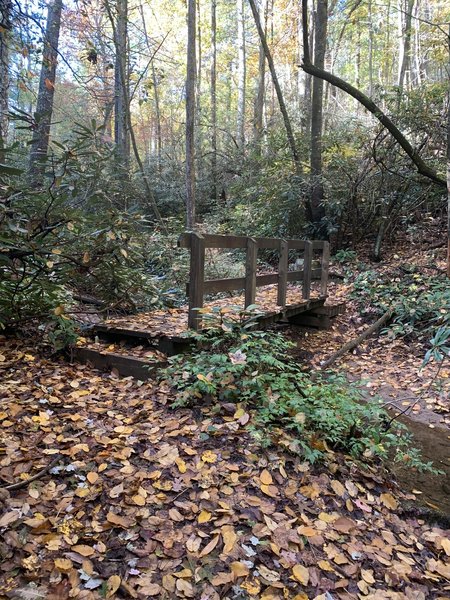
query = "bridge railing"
xmin=178 ymin=232 xmax=330 ymax=330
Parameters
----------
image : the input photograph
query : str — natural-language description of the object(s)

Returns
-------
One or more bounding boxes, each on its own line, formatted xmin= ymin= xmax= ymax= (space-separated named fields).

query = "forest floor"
xmin=0 ymin=240 xmax=449 ymax=600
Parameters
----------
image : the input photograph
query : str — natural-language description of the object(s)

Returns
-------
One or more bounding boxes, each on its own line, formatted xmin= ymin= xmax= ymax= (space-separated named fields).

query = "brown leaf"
xmin=199 ymin=535 xmax=220 ymax=558
xmin=106 ymin=575 xmax=121 ymax=598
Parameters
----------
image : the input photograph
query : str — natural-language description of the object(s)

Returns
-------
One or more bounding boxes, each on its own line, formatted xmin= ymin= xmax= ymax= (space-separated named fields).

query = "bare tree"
xmin=186 ymin=0 xmax=197 ymax=229
xmin=236 ymin=0 xmax=246 ymax=148
xmin=253 ymin=0 xmax=268 ymax=152
xmin=114 ymin=0 xmax=130 ymax=170
xmin=211 ymin=0 xmax=217 ymax=200
xmin=398 ymin=0 xmax=415 ymax=89
xmin=309 ymin=0 xmax=328 ymax=229
xmin=28 ymin=0 xmax=63 ymax=184
xmin=0 ymin=0 xmax=12 ymax=160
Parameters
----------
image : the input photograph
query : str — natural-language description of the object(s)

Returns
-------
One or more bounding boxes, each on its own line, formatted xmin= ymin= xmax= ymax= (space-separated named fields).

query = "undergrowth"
xmin=159 ymin=307 xmax=436 ymax=471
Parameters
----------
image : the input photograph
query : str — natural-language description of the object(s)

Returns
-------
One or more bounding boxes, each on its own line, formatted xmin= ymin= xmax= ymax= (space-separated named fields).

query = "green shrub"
xmin=159 ymin=314 xmax=435 ymax=470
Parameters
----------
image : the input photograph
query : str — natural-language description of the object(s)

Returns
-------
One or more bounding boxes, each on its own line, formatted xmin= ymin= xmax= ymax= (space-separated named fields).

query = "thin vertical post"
xmin=303 ymin=241 xmax=312 ymax=300
xmin=245 ymin=237 xmax=258 ymax=308
xmin=188 ymin=232 xmax=205 ymax=330
xmin=277 ymin=239 xmax=288 ymax=306
xmin=320 ymin=241 xmax=330 ymax=297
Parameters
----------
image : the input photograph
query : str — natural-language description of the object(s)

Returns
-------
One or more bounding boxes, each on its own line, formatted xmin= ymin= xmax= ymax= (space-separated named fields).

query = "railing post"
xmin=245 ymin=237 xmax=257 ymax=308
xmin=188 ymin=232 xmax=205 ymax=330
xmin=277 ymin=239 xmax=288 ymax=307
xmin=320 ymin=241 xmax=330 ymax=297
xmin=303 ymin=241 xmax=312 ymax=300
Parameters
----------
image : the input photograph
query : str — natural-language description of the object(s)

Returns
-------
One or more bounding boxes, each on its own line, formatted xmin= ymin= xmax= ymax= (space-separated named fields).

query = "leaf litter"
xmin=1 ymin=338 xmax=450 ymax=599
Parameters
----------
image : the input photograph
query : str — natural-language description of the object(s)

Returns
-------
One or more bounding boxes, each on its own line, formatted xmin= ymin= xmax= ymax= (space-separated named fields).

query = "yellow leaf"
xmin=380 ymin=493 xmax=398 ymax=510
xmin=292 ymin=564 xmax=309 ymax=585
xmin=87 ymin=472 xmax=99 ymax=484
xmin=54 ymin=305 xmax=65 ymax=316
xmin=230 ymin=561 xmax=249 ymax=579
xmin=317 ymin=560 xmax=335 ymax=572
xmin=106 ymin=575 xmax=121 ymax=598
xmin=233 ymin=408 xmax=245 ymax=419
xmin=198 ymin=510 xmax=212 ymax=523
xmin=131 ymin=494 xmax=146 ymax=506
xmin=54 ymin=558 xmax=73 ymax=572
xmin=51 ymin=248 xmax=62 ymax=255
xmin=331 ymin=480 xmax=346 ymax=497
xmin=71 ymin=545 xmax=95 ymax=557
xmin=441 ymin=537 xmax=450 ymax=556
xmin=260 ymin=469 xmax=273 ymax=485
xmin=221 ymin=525 xmax=237 ymax=554
xmin=175 ymin=457 xmax=187 ymax=473
xmin=201 ymin=450 xmax=217 ymax=464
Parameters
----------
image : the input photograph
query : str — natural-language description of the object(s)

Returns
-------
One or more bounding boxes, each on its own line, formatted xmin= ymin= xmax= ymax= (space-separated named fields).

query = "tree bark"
xmin=0 ymin=0 xmax=12 ymax=160
xmin=309 ymin=0 xmax=328 ymax=229
xmin=398 ymin=0 xmax=415 ymax=89
xmin=113 ymin=0 xmax=130 ymax=171
xmin=447 ymin=25 xmax=450 ymax=277
xmin=253 ymin=0 xmax=267 ymax=152
xmin=300 ymin=0 xmax=446 ymax=189
xmin=28 ymin=0 xmax=63 ymax=184
xmin=186 ymin=0 xmax=197 ymax=229
xmin=236 ymin=0 xmax=246 ymax=148
xmin=248 ymin=0 xmax=301 ymax=172
xmin=210 ymin=0 xmax=217 ymax=200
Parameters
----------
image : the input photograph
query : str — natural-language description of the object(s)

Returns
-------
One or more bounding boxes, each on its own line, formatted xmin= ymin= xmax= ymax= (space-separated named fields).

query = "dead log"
xmin=320 ymin=308 xmax=393 ymax=370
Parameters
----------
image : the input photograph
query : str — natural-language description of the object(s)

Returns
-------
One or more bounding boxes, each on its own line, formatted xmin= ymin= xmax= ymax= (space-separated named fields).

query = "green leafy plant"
xmin=159 ymin=316 xmax=435 ymax=471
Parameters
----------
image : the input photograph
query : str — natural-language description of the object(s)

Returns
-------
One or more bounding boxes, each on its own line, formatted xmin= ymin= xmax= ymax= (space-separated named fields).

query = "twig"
xmin=2 ymin=455 xmax=62 ymax=491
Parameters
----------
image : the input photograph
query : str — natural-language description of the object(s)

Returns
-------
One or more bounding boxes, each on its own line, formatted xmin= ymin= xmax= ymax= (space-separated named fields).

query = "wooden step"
xmin=70 ymin=341 xmax=167 ymax=380
xmin=91 ymin=325 xmax=194 ymax=356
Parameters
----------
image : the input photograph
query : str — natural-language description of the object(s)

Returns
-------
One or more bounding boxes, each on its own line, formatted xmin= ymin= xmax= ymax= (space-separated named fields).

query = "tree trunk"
xmin=236 ymin=0 xmax=246 ymax=149
xmin=309 ymin=0 xmax=328 ymax=230
xmin=447 ymin=25 xmax=450 ymax=277
xmin=398 ymin=0 xmax=415 ymax=90
xmin=196 ymin=0 xmax=203 ymax=173
xmin=186 ymin=0 xmax=197 ymax=229
xmin=28 ymin=0 xmax=63 ymax=184
xmin=253 ymin=0 xmax=268 ymax=153
xmin=210 ymin=0 xmax=217 ymax=200
xmin=0 ymin=0 xmax=12 ymax=160
xmin=114 ymin=0 xmax=130 ymax=171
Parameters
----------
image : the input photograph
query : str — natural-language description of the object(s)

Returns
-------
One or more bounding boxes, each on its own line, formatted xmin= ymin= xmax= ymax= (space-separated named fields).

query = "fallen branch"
xmin=1 ymin=455 xmax=61 ymax=491
xmin=320 ymin=309 xmax=393 ymax=370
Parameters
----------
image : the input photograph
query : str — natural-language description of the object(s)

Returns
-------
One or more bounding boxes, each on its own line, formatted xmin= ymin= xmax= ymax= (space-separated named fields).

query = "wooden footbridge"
xmin=72 ymin=233 xmax=345 ymax=379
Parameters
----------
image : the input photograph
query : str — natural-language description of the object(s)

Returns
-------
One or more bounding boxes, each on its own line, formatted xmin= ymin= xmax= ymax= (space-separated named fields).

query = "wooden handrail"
xmin=179 ymin=232 xmax=329 ymax=330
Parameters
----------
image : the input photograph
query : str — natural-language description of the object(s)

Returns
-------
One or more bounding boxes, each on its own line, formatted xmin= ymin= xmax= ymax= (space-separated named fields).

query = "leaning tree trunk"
xmin=236 ymin=0 xmax=246 ymax=149
xmin=309 ymin=0 xmax=328 ymax=230
xmin=28 ymin=0 xmax=63 ymax=184
xmin=186 ymin=0 xmax=197 ymax=229
xmin=0 ymin=0 xmax=12 ymax=161
xmin=114 ymin=0 xmax=130 ymax=172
